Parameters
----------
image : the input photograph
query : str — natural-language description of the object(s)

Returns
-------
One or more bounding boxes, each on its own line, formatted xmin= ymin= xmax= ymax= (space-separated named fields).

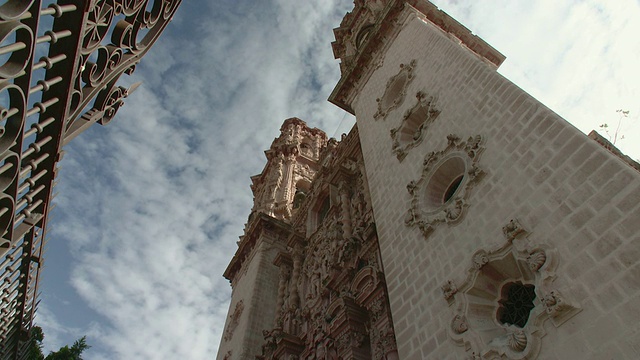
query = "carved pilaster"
xmin=280 ymin=154 xmax=296 ymax=204
xmin=289 ymin=245 xmax=302 ymax=309
xmin=339 ymin=181 xmax=352 ymax=239
xmin=276 ymin=266 xmax=291 ymax=322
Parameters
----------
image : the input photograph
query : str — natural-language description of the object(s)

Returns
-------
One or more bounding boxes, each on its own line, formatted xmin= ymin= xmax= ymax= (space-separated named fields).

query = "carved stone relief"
xmin=250 ymin=118 xmax=327 ymax=222
xmin=444 ymin=220 xmax=581 ymax=359
xmin=223 ymin=300 xmax=244 ymax=342
xmin=405 ymin=134 xmax=485 ymax=237
xmin=257 ymin=131 xmax=397 ymax=359
xmin=390 ymin=91 xmax=440 ymax=160
xmin=332 ymin=0 xmax=387 ymax=73
xmin=373 ymin=60 xmax=416 ymax=120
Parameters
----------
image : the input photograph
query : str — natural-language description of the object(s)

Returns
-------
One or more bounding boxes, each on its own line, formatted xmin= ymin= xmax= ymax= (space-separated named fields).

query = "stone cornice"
xmin=223 ymin=213 xmax=291 ymax=282
xmin=329 ymin=0 xmax=505 ymax=114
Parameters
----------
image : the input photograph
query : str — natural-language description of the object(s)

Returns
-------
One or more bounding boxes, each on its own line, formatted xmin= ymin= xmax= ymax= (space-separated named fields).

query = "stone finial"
xmin=502 ymin=219 xmax=525 ymax=241
xmin=441 ymin=280 xmax=458 ymax=303
xmin=542 ymin=290 xmax=582 ymax=327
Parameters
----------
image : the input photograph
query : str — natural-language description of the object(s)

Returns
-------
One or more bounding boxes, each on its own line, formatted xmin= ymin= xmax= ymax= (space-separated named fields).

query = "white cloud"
xmin=431 ymin=0 xmax=640 ymax=156
xmin=39 ymin=1 xmax=353 ymax=359
xmin=34 ymin=304 xmax=84 ymax=354
xmin=37 ymin=1 xmax=640 ymax=359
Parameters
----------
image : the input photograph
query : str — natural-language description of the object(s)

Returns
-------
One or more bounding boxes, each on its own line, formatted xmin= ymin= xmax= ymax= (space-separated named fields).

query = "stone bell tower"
xmin=217 ymin=118 xmax=327 ymax=360
xmin=250 ymin=118 xmax=328 ymax=221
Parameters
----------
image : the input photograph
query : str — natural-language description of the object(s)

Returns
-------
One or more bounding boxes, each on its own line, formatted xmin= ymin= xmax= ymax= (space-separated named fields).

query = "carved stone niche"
xmin=405 ymin=134 xmax=485 ymax=238
xmin=326 ymin=296 xmax=372 ymax=360
xmin=390 ymin=90 xmax=440 ymax=161
xmin=350 ymin=265 xmax=382 ymax=306
xmin=271 ymin=332 xmax=305 ymax=360
xmin=445 ymin=220 xmax=581 ymax=359
xmin=373 ymin=60 xmax=416 ymax=120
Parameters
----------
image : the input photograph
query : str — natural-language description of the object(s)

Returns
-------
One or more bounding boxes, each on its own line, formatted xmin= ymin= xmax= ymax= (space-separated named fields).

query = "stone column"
xmin=275 ymin=266 xmax=290 ymax=322
xmin=280 ymin=153 xmax=296 ymax=207
xmin=338 ymin=181 xmax=352 ymax=239
xmin=289 ymin=245 xmax=302 ymax=308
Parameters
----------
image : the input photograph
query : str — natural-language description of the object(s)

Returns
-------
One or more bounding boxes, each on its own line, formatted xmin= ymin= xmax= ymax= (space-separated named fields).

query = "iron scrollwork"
xmin=66 ymin=0 xmax=181 ymax=138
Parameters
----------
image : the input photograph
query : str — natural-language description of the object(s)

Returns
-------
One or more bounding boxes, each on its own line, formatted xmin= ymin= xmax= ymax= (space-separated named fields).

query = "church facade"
xmin=218 ymin=1 xmax=640 ymax=359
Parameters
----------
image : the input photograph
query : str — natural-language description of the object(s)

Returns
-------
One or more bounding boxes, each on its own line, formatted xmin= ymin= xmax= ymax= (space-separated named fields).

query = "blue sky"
xmin=36 ymin=0 xmax=640 ymax=359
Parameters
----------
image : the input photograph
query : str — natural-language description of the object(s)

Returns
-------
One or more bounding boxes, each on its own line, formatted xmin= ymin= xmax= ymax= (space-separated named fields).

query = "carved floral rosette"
xmin=373 ymin=60 xmax=417 ymax=120
xmin=446 ymin=221 xmax=581 ymax=359
xmin=404 ymin=134 xmax=485 ymax=237
xmin=390 ymin=90 xmax=440 ymax=160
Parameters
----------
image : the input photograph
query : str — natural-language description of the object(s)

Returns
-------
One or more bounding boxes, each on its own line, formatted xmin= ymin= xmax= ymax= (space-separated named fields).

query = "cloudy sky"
xmin=35 ymin=0 xmax=640 ymax=359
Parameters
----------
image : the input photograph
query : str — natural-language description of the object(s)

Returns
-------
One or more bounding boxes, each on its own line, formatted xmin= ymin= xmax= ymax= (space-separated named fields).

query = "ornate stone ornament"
xmin=445 ymin=220 xmax=581 ymax=359
xmin=503 ymin=219 xmax=526 ymax=241
xmin=441 ymin=280 xmax=458 ymax=303
xmin=223 ymin=300 xmax=244 ymax=341
xmin=254 ymin=128 xmax=397 ymax=360
xmin=390 ymin=91 xmax=440 ymax=160
xmin=541 ymin=290 xmax=581 ymax=327
xmin=373 ymin=60 xmax=416 ymax=120
xmin=404 ymin=134 xmax=485 ymax=237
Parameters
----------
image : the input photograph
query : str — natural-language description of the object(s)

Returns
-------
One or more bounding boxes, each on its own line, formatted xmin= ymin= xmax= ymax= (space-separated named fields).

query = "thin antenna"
xmin=331 ymin=111 xmax=349 ymax=139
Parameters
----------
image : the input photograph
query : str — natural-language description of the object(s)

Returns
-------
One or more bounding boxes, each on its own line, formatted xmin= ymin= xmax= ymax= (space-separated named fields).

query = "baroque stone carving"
xmin=451 ymin=314 xmax=468 ymax=334
xmin=502 ymin=218 xmax=526 ymax=241
xmin=405 ymin=134 xmax=485 ymax=238
xmin=390 ymin=91 xmax=440 ymax=160
xmin=250 ymin=118 xmax=327 ymax=223
xmin=441 ymin=280 xmax=458 ymax=303
xmin=255 ymin=128 xmax=396 ymax=360
xmin=507 ymin=330 xmax=528 ymax=352
xmin=526 ymin=250 xmax=547 ymax=272
xmin=223 ymin=300 xmax=244 ymax=341
xmin=472 ymin=250 xmax=489 ymax=270
xmin=374 ymin=328 xmax=398 ymax=360
xmin=373 ymin=60 xmax=417 ymax=120
xmin=446 ymin=220 xmax=581 ymax=359
xmin=541 ymin=290 xmax=582 ymax=327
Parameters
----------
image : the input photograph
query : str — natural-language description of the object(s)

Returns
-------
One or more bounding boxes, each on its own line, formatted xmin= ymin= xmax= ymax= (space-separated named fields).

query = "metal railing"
xmin=0 ymin=1 xmax=182 ymax=358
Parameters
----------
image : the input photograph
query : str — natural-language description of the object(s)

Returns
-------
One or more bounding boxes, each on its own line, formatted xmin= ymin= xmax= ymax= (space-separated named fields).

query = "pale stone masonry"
xmin=219 ymin=1 xmax=640 ymax=359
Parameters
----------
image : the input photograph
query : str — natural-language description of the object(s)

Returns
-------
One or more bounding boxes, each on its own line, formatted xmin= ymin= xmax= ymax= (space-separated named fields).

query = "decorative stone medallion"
xmin=373 ymin=60 xmax=416 ymax=120
xmin=404 ymin=134 xmax=484 ymax=237
xmin=390 ymin=90 xmax=440 ymax=161
xmin=223 ymin=300 xmax=244 ymax=341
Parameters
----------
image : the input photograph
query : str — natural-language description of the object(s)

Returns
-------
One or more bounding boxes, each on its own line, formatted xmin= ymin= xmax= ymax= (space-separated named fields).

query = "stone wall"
xmin=353 ymin=7 xmax=640 ymax=359
xmin=217 ymin=225 xmax=286 ymax=360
